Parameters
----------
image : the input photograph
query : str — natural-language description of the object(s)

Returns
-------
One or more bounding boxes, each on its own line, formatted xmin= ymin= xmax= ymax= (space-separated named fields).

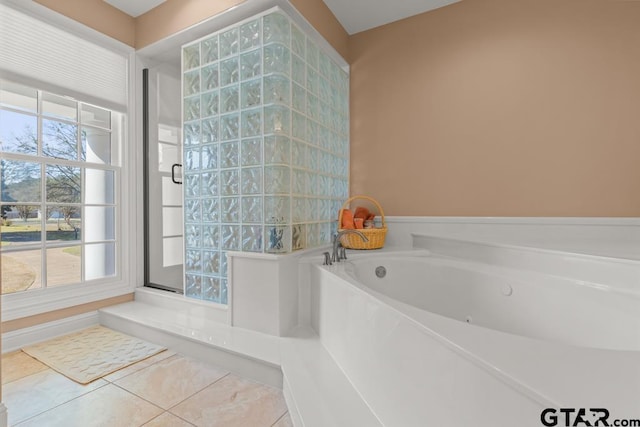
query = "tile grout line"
xmin=270 ymin=411 xmax=290 ymax=427
xmin=165 ymin=372 xmax=233 ymax=412
xmin=12 ymin=379 xmax=111 ymax=426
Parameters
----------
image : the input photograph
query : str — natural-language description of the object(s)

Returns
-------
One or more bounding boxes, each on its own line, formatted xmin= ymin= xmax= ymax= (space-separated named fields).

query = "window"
xmin=0 ymin=80 xmax=122 ymax=294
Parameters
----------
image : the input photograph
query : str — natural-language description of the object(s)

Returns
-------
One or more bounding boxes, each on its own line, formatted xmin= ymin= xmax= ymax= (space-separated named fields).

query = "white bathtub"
xmin=310 ymin=246 xmax=640 ymax=427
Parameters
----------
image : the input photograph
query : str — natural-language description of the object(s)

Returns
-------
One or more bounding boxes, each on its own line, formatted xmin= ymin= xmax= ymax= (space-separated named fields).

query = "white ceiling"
xmin=322 ymin=0 xmax=462 ymax=34
xmin=104 ymin=0 xmax=461 ymax=34
xmin=103 ymin=0 xmax=166 ymax=18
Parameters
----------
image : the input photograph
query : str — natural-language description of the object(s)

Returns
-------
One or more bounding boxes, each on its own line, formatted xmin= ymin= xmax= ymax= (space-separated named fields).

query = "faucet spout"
xmin=332 ymin=229 xmax=368 ymax=263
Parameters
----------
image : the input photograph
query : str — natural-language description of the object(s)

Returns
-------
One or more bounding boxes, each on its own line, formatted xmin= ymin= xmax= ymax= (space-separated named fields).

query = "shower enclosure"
xmin=143 ymin=5 xmax=349 ymax=303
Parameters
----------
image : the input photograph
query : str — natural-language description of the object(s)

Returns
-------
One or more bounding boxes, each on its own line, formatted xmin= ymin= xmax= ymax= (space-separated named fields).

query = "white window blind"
xmin=0 ymin=3 xmax=129 ymax=111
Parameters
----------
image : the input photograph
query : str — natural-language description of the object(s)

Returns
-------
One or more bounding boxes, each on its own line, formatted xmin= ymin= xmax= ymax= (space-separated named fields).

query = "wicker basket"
xmin=337 ymin=195 xmax=387 ymax=250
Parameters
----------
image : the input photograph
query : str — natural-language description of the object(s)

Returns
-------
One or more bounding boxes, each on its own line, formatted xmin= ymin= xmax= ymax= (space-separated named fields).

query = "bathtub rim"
xmin=312 ymin=252 xmax=640 ymax=414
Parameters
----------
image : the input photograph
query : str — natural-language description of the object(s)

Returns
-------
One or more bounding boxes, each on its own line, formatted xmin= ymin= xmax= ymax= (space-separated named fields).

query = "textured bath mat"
xmin=22 ymin=325 xmax=166 ymax=384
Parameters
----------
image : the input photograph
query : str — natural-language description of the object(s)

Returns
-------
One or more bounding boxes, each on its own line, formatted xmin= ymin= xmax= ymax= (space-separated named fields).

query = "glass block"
xmin=185 ymin=274 xmax=202 ymax=298
xmin=203 ymin=276 xmax=221 ymax=302
xmin=242 ymin=196 xmax=262 ymax=223
xmin=201 ymin=144 xmax=218 ymax=170
xmin=319 ymin=126 xmax=330 ymax=150
xmin=263 ymin=12 xmax=290 ymax=45
xmin=264 ymin=166 xmax=290 ymax=194
xmin=264 ymin=196 xmax=290 ymax=224
xmin=265 ymin=226 xmax=290 ymax=253
xmin=220 ymin=28 xmax=239 ymax=58
xmin=202 ymin=91 xmax=219 ymax=117
xmin=319 ymin=174 xmax=331 ymax=197
xmin=241 ymin=80 xmax=261 ymax=109
xmin=202 ymin=250 xmax=220 ymax=275
xmin=240 ymin=166 xmax=262 ymax=195
xmin=308 ymin=146 xmax=318 ymax=171
xmin=319 ymin=222 xmax=331 ymax=245
xmin=185 ymin=173 xmax=201 ymax=198
xmin=220 ymin=113 xmax=239 ymax=141
xmin=242 ymin=225 xmax=263 ymax=252
xmin=185 ymin=224 xmax=202 ymax=248
xmin=264 ymin=105 xmax=289 ymax=134
xmin=241 ymin=109 xmax=262 ymax=138
xmin=307 ymin=223 xmax=319 ymax=248
xmin=222 ymin=225 xmax=241 ymax=250
xmin=292 ymin=112 xmax=306 ymax=139
xmin=201 ymin=118 xmax=218 ymax=144
xmin=306 ymin=94 xmax=318 ymax=121
xmin=264 ymin=135 xmax=290 ymax=165
xmin=219 ymin=281 xmax=228 ymax=304
xmin=331 ymin=154 xmax=341 ymax=176
xmin=291 ymin=140 xmax=307 ymax=168
xmin=220 ymin=58 xmax=239 ymax=86
xmin=220 ymin=141 xmax=239 ymax=168
xmin=318 ymin=51 xmax=331 ymax=77
xmin=221 ymin=86 xmax=239 ymax=113
xmin=221 ymin=169 xmax=239 ymax=195
xmin=319 ymin=197 xmax=331 ymax=220
xmin=241 ymin=138 xmax=262 ymax=166
xmin=221 ymin=197 xmax=240 ymax=223
xmin=264 ymin=44 xmax=290 ymax=75
xmin=292 ymin=83 xmax=305 ymax=113
xmin=306 ymin=196 xmax=318 ymax=220
xmin=240 ymin=50 xmax=261 ymax=80
xmin=330 ymin=85 xmax=340 ymax=111
xmin=184 ymin=148 xmax=200 ymax=170
xmin=263 ymin=75 xmax=290 ymax=105
xmin=202 ymin=224 xmax=220 ymax=249
xmin=292 ymin=196 xmax=306 ymax=222
xmin=185 ymin=250 xmax=202 ymax=273
xmin=201 ymin=171 xmax=219 ymax=196
xmin=184 ymin=70 xmax=200 ymax=97
xmin=291 ymin=24 xmax=305 ymax=57
xmin=292 ymin=54 xmax=305 ymax=85
xmin=292 ymin=224 xmax=305 ymax=251
xmin=240 ymin=19 xmax=261 ymax=51
xmin=202 ymin=197 xmax=220 ymax=222
xmin=293 ymin=169 xmax=306 ymax=196
xmin=221 ymin=252 xmax=228 ymax=275
xmin=201 ymin=35 xmax=219 ymax=64
xmin=306 ymin=68 xmax=318 ymax=95
xmin=185 ymin=199 xmax=201 ymax=223
xmin=202 ymin=64 xmax=219 ymax=90
xmin=319 ymin=76 xmax=330 ymax=103
xmin=184 ymin=122 xmax=201 ymax=146
xmin=306 ymin=119 xmax=318 ymax=145
xmin=319 ymin=102 xmax=330 ymax=128
xmin=183 ymin=44 xmax=200 ymax=71
xmin=307 ymin=171 xmax=318 ymax=196
xmin=306 ymin=39 xmax=318 ymax=69
xmin=184 ymin=96 xmax=200 ymax=122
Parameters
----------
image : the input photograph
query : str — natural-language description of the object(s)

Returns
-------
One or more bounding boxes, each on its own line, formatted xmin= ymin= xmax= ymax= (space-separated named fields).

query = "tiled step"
xmin=99 ymin=301 xmax=282 ymax=388
xmin=99 ymin=297 xmax=382 ymax=427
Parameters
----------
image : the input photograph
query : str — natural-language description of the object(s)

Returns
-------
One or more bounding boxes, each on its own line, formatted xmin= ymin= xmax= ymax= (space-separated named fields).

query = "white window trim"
xmin=0 ymin=2 xmax=138 ymax=322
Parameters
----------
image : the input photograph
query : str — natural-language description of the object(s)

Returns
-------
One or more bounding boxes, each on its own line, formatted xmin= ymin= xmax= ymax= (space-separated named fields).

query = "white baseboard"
xmin=0 ymin=403 xmax=7 ymax=427
xmin=1 ymin=311 xmax=99 ymax=353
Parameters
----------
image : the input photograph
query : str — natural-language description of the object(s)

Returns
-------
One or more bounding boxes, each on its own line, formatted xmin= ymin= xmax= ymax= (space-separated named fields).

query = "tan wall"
xmin=34 ymin=0 xmax=135 ymax=46
xmin=1 ymin=293 xmax=134 ymax=333
xmin=349 ymin=0 xmax=640 ymax=216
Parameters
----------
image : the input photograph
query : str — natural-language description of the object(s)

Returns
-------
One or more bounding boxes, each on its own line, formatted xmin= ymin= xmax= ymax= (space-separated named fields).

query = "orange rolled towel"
xmin=366 ymin=213 xmax=375 ymax=221
xmin=354 ymin=218 xmax=364 ymax=229
xmin=341 ymin=209 xmax=355 ymax=229
xmin=354 ymin=207 xmax=370 ymax=220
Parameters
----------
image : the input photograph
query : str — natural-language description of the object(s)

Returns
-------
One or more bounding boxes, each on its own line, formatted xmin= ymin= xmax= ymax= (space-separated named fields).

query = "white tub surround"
xmin=227 ymin=250 xmax=317 ymax=336
xmin=384 ymin=216 xmax=640 ymax=260
xmin=310 ymin=245 xmax=640 ymax=426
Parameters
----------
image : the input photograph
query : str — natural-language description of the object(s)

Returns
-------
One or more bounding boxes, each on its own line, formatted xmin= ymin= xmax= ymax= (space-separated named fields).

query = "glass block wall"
xmin=181 ymin=8 xmax=349 ymax=303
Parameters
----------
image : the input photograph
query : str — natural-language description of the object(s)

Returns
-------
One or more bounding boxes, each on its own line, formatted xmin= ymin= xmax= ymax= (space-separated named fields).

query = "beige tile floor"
xmin=2 ymin=349 xmax=292 ymax=427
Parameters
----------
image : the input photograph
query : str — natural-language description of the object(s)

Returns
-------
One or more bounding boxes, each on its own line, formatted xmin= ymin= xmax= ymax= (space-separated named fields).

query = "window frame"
xmin=0 ymin=3 xmax=137 ymax=321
